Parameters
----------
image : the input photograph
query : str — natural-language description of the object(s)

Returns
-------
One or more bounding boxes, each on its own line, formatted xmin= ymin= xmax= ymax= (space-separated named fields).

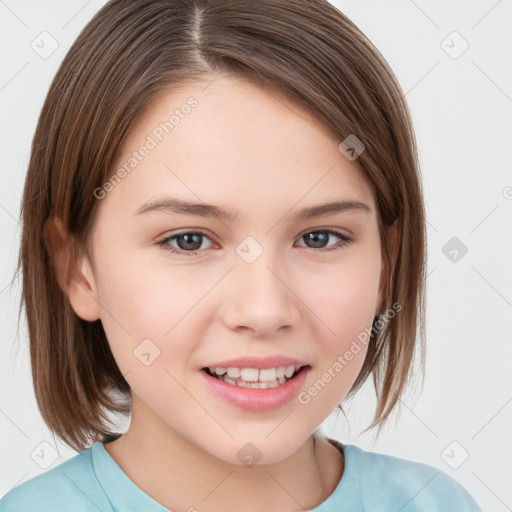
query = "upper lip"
xmin=202 ymin=356 xmax=310 ymax=370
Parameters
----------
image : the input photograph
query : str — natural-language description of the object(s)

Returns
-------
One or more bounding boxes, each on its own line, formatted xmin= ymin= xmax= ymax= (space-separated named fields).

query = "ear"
xmin=376 ymin=222 xmax=399 ymax=315
xmin=44 ymin=217 xmax=101 ymax=322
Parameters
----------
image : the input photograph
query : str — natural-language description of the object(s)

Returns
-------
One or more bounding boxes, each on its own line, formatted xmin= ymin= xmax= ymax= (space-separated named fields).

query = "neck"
xmin=104 ymin=398 xmax=344 ymax=512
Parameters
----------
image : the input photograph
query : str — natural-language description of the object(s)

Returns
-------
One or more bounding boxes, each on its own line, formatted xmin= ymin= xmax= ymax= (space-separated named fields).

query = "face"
xmin=73 ymin=75 xmax=388 ymax=464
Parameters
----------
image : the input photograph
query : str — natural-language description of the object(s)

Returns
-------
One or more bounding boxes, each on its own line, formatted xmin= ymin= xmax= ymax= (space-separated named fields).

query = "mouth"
xmin=201 ymin=365 xmax=310 ymax=389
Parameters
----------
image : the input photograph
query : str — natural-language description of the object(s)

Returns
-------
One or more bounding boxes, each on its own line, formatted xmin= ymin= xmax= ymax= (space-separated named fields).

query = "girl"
xmin=1 ymin=0 xmax=483 ymax=510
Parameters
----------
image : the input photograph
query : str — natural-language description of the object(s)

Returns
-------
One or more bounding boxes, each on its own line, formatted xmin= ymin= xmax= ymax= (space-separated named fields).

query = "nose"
xmin=221 ymin=248 xmax=301 ymax=336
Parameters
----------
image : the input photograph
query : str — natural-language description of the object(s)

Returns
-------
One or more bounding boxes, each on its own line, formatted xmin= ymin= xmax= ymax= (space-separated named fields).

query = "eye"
xmin=296 ymin=229 xmax=354 ymax=252
xmin=156 ymin=228 xmax=354 ymax=257
xmin=157 ymin=231 xmax=214 ymax=255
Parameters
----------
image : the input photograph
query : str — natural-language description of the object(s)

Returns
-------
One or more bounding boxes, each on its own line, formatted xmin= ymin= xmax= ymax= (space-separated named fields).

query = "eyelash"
xmin=156 ymin=229 xmax=354 ymax=256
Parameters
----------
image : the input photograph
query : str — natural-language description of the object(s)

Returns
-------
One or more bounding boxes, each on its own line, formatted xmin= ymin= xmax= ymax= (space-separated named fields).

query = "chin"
xmin=204 ymin=436 xmax=304 ymax=467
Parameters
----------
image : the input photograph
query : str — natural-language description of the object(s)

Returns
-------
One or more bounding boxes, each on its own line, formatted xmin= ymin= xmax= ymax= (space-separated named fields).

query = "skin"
xmin=55 ymin=75 xmax=397 ymax=512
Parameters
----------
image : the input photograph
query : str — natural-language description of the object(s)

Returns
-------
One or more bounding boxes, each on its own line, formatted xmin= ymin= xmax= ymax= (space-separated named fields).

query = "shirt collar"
xmin=91 ymin=440 xmax=170 ymax=511
xmin=307 ymin=438 xmax=362 ymax=511
xmin=90 ymin=436 xmax=360 ymax=512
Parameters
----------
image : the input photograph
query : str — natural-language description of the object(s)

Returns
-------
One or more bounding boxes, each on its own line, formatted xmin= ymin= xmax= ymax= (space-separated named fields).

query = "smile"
xmin=200 ymin=365 xmax=311 ymax=411
xmin=203 ymin=365 xmax=305 ymax=388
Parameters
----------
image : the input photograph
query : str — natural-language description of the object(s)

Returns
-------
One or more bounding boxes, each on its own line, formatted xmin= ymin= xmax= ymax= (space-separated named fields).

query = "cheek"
xmin=293 ymin=253 xmax=380 ymax=411
xmin=94 ymin=254 xmax=216 ymax=370
xmin=300 ymin=249 xmax=381 ymax=346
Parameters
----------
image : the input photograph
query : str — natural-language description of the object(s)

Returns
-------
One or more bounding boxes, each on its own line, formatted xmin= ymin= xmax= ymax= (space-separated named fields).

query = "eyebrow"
xmin=133 ymin=196 xmax=371 ymax=222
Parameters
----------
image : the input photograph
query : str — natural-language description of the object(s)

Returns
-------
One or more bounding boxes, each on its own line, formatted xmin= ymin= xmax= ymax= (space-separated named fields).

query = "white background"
xmin=1 ymin=1 xmax=511 ymax=511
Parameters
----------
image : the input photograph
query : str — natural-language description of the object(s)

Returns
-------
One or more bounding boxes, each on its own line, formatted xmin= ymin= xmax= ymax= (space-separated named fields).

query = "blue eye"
xmin=157 ymin=231 xmax=214 ymax=254
xmin=156 ymin=229 xmax=353 ymax=256
xmin=297 ymin=229 xmax=353 ymax=251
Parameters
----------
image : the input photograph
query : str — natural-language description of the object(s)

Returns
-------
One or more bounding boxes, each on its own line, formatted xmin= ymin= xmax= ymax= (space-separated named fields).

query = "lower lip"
xmin=200 ymin=366 xmax=310 ymax=412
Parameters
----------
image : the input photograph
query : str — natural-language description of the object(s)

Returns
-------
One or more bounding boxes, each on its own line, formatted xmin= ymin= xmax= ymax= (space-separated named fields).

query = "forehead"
xmin=102 ymin=76 xmax=375 ymax=219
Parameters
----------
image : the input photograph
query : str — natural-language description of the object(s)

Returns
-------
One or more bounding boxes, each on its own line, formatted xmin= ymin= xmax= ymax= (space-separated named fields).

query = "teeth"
xmin=259 ymin=368 xmax=277 ymax=382
xmin=284 ymin=366 xmax=296 ymax=378
xmin=208 ymin=365 xmax=303 ymax=386
xmin=240 ymin=368 xmax=259 ymax=382
xmin=226 ymin=367 xmax=241 ymax=378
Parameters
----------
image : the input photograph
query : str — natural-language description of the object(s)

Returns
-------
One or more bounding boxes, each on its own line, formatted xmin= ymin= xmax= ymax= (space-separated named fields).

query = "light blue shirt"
xmin=0 ymin=437 xmax=483 ymax=511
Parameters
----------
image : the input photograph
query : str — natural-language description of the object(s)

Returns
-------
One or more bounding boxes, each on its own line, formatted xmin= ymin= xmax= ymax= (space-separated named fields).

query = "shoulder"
xmin=0 ymin=446 xmax=111 ymax=512
xmin=343 ymin=444 xmax=483 ymax=511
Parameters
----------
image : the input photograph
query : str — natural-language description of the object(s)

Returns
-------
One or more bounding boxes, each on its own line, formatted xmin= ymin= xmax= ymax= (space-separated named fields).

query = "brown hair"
xmin=17 ymin=0 xmax=426 ymax=451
